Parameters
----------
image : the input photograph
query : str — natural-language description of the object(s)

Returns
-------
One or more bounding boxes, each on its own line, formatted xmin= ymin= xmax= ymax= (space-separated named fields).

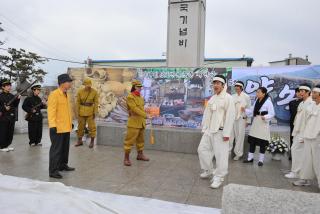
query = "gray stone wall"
xmin=97 ymin=122 xmax=290 ymax=154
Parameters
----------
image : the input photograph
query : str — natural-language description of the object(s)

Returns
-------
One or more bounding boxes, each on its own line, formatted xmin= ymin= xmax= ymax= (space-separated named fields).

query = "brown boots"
xmin=75 ymin=138 xmax=83 ymax=147
xmin=124 ymin=152 xmax=132 ymax=166
xmin=137 ymin=151 xmax=150 ymax=161
xmin=124 ymin=151 xmax=149 ymax=166
xmin=89 ymin=137 xmax=94 ymax=148
xmin=75 ymin=137 xmax=94 ymax=148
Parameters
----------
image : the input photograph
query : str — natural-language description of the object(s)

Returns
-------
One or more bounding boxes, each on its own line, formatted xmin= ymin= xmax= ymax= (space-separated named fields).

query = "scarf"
xmin=132 ymin=91 xmax=141 ymax=97
xmin=253 ymin=94 xmax=269 ymax=116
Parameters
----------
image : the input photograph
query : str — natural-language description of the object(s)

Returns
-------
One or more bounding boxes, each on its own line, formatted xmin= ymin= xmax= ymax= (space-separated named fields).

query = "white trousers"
xmin=198 ymin=131 xmax=229 ymax=178
xmin=229 ymin=118 xmax=246 ymax=156
xmin=300 ymin=137 xmax=320 ymax=184
xmin=291 ymin=135 xmax=305 ymax=174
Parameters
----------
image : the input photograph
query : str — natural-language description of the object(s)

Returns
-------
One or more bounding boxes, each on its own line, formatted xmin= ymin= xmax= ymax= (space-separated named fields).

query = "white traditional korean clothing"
xmin=290 ymin=96 xmax=314 ymax=175
xmin=198 ymin=88 xmax=235 ymax=179
xmin=245 ymin=98 xmax=275 ymax=162
xmin=299 ymin=102 xmax=320 ymax=186
xmin=229 ymin=92 xmax=251 ymax=157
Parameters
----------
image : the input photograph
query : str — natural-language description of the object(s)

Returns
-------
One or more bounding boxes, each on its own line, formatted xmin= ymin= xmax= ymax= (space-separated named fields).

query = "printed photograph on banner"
xmin=231 ymin=65 xmax=320 ymax=123
xmin=68 ymin=67 xmax=231 ymax=129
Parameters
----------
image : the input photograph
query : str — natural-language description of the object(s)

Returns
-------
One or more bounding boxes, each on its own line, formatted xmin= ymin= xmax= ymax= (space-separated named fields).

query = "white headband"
xmin=299 ymin=86 xmax=311 ymax=91
xmin=212 ymin=77 xmax=226 ymax=84
xmin=313 ymin=87 xmax=320 ymax=93
xmin=235 ymin=82 xmax=244 ymax=88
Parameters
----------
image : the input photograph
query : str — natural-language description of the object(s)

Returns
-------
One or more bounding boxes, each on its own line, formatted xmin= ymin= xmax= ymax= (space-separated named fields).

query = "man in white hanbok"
xmin=293 ymin=85 xmax=320 ymax=187
xmin=198 ymin=75 xmax=235 ymax=189
xmin=229 ymin=81 xmax=251 ymax=160
xmin=285 ymin=84 xmax=314 ymax=179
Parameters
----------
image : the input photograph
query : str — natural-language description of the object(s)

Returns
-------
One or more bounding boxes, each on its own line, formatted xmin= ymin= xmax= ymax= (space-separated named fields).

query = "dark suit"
xmin=289 ymin=98 xmax=302 ymax=147
xmin=0 ymin=92 xmax=20 ymax=149
xmin=22 ymin=95 xmax=46 ymax=145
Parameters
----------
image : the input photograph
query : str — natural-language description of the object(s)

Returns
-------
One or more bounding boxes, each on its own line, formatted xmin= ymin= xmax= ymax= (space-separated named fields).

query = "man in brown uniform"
xmin=75 ymin=78 xmax=98 ymax=148
xmin=123 ymin=80 xmax=149 ymax=166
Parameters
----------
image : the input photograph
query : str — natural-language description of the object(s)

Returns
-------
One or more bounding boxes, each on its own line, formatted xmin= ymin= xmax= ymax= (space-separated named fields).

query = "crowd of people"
xmin=197 ymin=75 xmax=320 ymax=190
xmin=0 ymin=74 xmax=149 ymax=179
xmin=0 ymin=74 xmax=319 ymax=191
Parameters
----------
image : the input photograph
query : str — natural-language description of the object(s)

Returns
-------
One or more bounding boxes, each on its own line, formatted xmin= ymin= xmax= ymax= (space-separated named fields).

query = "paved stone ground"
xmin=0 ymin=127 xmax=319 ymax=209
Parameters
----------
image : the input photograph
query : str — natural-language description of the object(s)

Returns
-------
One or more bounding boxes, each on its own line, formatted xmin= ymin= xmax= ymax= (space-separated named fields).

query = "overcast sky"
xmin=0 ymin=0 xmax=319 ymax=85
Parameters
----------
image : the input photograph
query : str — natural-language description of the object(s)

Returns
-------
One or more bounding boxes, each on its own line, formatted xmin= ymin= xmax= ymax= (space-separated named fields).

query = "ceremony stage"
xmin=1 ymin=128 xmax=319 ymax=212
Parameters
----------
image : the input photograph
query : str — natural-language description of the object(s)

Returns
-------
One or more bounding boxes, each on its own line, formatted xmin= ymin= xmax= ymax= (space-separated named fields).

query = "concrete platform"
xmin=0 ymin=126 xmax=318 ymax=209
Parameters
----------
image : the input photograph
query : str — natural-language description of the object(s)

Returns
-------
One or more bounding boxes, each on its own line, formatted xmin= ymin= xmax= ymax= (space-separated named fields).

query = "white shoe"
xmin=210 ymin=176 xmax=224 ymax=183
xmin=200 ymin=170 xmax=212 ymax=179
xmin=293 ymin=179 xmax=311 ymax=186
xmin=285 ymin=172 xmax=298 ymax=179
xmin=0 ymin=148 xmax=9 ymax=152
xmin=210 ymin=176 xmax=223 ymax=189
xmin=233 ymin=155 xmax=241 ymax=161
xmin=8 ymin=147 xmax=14 ymax=151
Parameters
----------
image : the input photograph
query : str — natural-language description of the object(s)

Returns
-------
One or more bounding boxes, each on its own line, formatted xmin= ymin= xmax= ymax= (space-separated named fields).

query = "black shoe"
xmin=243 ymin=159 xmax=254 ymax=163
xmin=258 ymin=161 xmax=264 ymax=166
xmin=49 ymin=171 xmax=63 ymax=179
xmin=59 ymin=165 xmax=75 ymax=171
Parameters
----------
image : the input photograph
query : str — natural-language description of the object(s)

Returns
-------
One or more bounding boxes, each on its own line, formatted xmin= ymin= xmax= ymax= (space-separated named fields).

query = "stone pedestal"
xmin=14 ymin=96 xmax=28 ymax=134
xmin=221 ymin=184 xmax=320 ymax=214
xmin=97 ymin=122 xmax=290 ymax=154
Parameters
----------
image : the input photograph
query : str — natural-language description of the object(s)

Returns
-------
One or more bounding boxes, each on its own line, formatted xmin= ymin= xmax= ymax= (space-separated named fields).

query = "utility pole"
xmin=0 ymin=22 xmax=4 ymax=45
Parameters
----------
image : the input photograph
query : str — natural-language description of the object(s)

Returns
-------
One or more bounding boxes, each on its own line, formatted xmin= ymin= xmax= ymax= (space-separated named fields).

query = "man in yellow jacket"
xmin=75 ymin=78 xmax=98 ymax=148
xmin=124 ymin=80 xmax=149 ymax=166
xmin=48 ymin=74 xmax=75 ymax=179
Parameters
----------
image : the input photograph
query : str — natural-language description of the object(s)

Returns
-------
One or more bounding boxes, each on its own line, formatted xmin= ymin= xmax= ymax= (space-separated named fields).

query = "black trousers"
xmin=28 ymin=120 xmax=43 ymax=145
xmin=49 ymin=129 xmax=70 ymax=174
xmin=0 ymin=120 xmax=15 ymax=149
xmin=289 ymin=123 xmax=294 ymax=148
xmin=248 ymin=135 xmax=268 ymax=154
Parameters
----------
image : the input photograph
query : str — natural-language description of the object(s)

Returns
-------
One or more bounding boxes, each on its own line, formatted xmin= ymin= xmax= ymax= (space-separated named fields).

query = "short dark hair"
xmin=236 ymin=80 xmax=244 ymax=85
xmin=235 ymin=81 xmax=245 ymax=90
xmin=212 ymin=74 xmax=226 ymax=84
xmin=299 ymin=83 xmax=312 ymax=96
xmin=257 ymin=86 xmax=267 ymax=95
xmin=295 ymin=88 xmax=300 ymax=93
xmin=130 ymin=86 xmax=135 ymax=92
xmin=299 ymin=83 xmax=312 ymax=91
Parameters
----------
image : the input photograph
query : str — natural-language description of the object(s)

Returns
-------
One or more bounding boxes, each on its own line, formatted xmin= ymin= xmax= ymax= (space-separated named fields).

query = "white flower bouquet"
xmin=266 ymin=135 xmax=289 ymax=154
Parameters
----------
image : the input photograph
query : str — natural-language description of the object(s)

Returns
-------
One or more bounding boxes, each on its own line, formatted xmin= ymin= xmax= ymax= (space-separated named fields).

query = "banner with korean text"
xmin=69 ymin=65 xmax=320 ymax=129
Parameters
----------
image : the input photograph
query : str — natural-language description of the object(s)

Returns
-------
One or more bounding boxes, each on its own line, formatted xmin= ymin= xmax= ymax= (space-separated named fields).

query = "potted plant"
xmin=266 ymin=135 xmax=289 ymax=161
